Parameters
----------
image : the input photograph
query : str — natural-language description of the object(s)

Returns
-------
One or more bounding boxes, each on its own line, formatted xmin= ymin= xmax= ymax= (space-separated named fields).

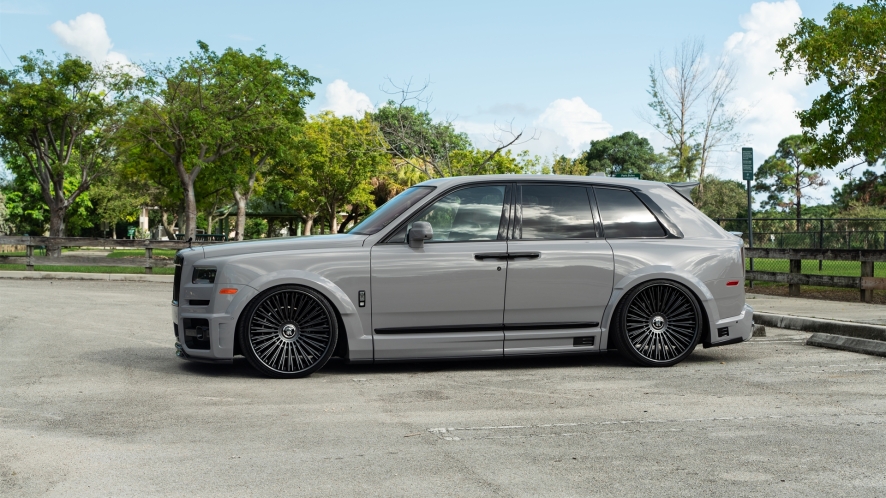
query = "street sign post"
xmin=742 ymin=147 xmax=754 ymax=287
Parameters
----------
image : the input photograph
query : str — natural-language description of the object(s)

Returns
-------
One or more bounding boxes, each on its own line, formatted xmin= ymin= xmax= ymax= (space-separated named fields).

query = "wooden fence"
xmin=0 ymin=236 xmax=224 ymax=274
xmin=746 ymin=248 xmax=886 ymax=302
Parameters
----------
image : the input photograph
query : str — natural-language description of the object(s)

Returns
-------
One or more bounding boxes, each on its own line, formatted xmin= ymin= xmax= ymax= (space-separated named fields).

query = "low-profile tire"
xmin=238 ymin=285 xmax=338 ymax=378
xmin=611 ymin=280 xmax=702 ymax=367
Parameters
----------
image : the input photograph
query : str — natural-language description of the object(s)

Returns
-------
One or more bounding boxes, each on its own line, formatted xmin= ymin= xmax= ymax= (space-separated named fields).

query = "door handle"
xmin=474 ymin=252 xmax=509 ymax=260
xmin=507 ymin=252 xmax=540 ymax=260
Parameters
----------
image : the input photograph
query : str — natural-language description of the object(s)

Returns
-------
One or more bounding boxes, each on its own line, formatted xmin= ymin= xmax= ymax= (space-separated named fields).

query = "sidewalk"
xmin=747 ymin=292 xmax=886 ymax=357
xmin=747 ymin=293 xmax=886 ymax=326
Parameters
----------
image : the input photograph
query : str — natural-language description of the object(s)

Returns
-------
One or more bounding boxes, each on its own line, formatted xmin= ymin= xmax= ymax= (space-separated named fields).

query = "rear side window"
xmin=519 ymin=185 xmax=596 ymax=239
xmin=594 ymin=187 xmax=665 ymax=238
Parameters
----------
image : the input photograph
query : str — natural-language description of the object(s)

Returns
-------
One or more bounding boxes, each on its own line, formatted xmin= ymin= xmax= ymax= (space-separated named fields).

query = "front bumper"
xmin=171 ymin=287 xmax=255 ymax=363
xmin=175 ymin=341 xmax=233 ymax=364
xmin=703 ymin=303 xmax=754 ymax=348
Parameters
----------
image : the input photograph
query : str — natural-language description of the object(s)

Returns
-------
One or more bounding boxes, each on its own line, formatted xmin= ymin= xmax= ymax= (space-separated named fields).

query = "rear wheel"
xmin=238 ymin=285 xmax=338 ymax=378
xmin=611 ymin=280 xmax=701 ymax=367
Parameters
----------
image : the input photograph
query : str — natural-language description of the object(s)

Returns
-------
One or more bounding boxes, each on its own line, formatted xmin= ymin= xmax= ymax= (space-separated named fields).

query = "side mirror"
xmin=408 ymin=222 xmax=433 ymax=248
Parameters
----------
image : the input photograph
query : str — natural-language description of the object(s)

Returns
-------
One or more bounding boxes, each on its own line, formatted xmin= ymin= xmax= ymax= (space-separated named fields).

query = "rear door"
xmin=503 ymin=184 xmax=614 ymax=355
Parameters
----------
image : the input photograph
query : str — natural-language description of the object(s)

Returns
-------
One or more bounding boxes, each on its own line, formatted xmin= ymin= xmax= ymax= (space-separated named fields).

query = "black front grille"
xmin=172 ymin=263 xmax=182 ymax=304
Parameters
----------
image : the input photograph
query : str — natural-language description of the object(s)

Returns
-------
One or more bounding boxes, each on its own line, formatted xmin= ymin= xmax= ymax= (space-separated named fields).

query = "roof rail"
xmin=667 ymin=181 xmax=699 ymax=205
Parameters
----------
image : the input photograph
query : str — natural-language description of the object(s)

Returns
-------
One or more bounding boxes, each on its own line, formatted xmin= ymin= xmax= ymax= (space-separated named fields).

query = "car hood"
xmin=200 ymin=234 xmax=368 ymax=260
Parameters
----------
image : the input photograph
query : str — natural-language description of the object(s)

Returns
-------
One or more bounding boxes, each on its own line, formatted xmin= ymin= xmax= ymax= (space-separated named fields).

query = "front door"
xmin=371 ymin=184 xmax=513 ymax=359
xmin=504 ymin=184 xmax=614 ymax=355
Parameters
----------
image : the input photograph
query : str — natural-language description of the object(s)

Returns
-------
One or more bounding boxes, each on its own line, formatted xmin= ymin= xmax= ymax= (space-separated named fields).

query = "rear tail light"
xmin=726 ymin=280 xmax=740 ymax=286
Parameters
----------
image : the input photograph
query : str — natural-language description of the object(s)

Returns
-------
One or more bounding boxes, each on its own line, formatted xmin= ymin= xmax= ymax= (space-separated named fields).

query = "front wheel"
xmin=238 ymin=285 xmax=338 ymax=378
xmin=611 ymin=280 xmax=702 ymax=367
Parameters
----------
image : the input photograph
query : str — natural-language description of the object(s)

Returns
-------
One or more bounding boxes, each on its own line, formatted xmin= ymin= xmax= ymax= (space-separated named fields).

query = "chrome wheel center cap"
xmin=281 ymin=324 xmax=298 ymax=339
xmin=651 ymin=316 xmax=666 ymax=331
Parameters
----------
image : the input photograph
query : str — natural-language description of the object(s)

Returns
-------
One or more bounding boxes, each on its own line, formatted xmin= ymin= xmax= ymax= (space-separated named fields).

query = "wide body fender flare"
xmin=223 ymin=270 xmax=369 ymax=360
xmin=599 ymin=266 xmax=717 ymax=349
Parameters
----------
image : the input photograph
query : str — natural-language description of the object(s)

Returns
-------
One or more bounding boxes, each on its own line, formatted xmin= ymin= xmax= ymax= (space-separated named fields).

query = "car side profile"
xmin=172 ymin=175 xmax=753 ymax=378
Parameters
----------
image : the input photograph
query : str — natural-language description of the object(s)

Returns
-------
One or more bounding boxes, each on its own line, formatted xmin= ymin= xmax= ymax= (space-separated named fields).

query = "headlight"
xmin=192 ymin=268 xmax=217 ymax=284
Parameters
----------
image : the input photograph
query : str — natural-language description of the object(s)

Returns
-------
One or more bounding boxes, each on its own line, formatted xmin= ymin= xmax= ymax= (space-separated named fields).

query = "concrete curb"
xmin=807 ymin=333 xmax=886 ymax=358
xmin=754 ymin=311 xmax=886 ymax=342
xmin=0 ymin=270 xmax=173 ymax=283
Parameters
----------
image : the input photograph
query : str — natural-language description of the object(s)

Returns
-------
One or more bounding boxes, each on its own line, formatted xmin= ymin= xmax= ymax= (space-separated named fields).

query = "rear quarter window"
xmin=645 ymin=184 xmax=728 ymax=239
xmin=594 ymin=187 xmax=665 ymax=238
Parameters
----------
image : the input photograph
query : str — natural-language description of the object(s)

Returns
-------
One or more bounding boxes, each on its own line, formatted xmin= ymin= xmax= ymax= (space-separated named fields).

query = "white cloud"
xmin=322 ymin=80 xmax=374 ymax=118
xmin=725 ymin=0 xmax=805 ymax=161
xmin=456 ymin=97 xmax=612 ymax=159
xmin=534 ymin=97 xmax=612 ymax=156
xmin=50 ymin=13 xmax=133 ymax=69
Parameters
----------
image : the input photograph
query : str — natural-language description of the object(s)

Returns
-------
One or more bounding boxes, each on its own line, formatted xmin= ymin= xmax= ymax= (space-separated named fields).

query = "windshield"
xmin=348 ymin=186 xmax=435 ymax=235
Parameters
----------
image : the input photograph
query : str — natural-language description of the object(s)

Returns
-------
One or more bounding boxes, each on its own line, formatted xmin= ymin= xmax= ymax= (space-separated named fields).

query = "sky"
xmin=0 ymin=0 xmax=861 ymax=204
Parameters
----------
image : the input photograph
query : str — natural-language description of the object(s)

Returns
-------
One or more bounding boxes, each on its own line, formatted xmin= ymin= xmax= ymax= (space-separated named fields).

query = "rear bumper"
xmin=704 ymin=303 xmax=754 ymax=348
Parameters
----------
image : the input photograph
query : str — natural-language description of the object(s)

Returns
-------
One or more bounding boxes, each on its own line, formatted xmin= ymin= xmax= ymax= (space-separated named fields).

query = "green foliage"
xmin=0 ymin=51 xmax=136 ymax=237
xmin=244 ymin=217 xmax=268 ymax=239
xmin=775 ymin=1 xmax=886 ymax=168
xmin=135 ymin=41 xmax=319 ymax=239
xmin=281 ymin=112 xmax=388 ymax=232
xmin=551 ymin=155 xmax=588 ymax=175
xmin=578 ymin=132 xmax=672 ymax=181
xmin=832 ymin=169 xmax=886 ymax=209
xmin=753 ymin=135 xmax=827 ymax=220
xmin=371 ymin=102 xmax=472 ymax=177
xmin=693 ymin=175 xmax=747 ymax=220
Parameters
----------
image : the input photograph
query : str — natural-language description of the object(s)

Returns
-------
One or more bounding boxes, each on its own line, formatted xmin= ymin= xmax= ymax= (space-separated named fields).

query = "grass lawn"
xmin=0 ymin=264 xmax=174 ymax=274
xmin=747 ymin=258 xmax=886 ymax=277
xmin=106 ymin=249 xmax=178 ymax=258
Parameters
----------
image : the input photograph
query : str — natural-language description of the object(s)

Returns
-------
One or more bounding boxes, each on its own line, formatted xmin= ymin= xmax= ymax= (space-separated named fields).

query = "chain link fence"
xmin=716 ymin=218 xmax=886 ymax=279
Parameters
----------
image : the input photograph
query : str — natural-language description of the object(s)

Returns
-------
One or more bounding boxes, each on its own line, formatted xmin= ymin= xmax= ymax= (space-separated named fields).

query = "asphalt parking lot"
xmin=2 ymin=280 xmax=886 ymax=497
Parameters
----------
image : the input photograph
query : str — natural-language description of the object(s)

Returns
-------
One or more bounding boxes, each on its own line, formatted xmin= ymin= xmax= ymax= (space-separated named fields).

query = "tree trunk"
xmin=233 ymin=188 xmax=248 ymax=241
xmin=47 ymin=203 xmax=66 ymax=257
xmin=160 ymin=211 xmax=176 ymax=240
xmin=172 ymin=155 xmax=201 ymax=241
xmin=303 ymin=214 xmax=315 ymax=236
xmin=182 ymin=180 xmax=198 ymax=241
xmin=328 ymin=202 xmax=339 ymax=234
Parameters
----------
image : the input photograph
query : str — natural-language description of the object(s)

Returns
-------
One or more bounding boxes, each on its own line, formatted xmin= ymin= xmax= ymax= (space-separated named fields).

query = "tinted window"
xmin=519 ymin=185 xmax=596 ymax=239
xmin=390 ymin=185 xmax=507 ymax=243
xmin=349 ymin=186 xmax=434 ymax=235
xmin=595 ymin=187 xmax=665 ymax=238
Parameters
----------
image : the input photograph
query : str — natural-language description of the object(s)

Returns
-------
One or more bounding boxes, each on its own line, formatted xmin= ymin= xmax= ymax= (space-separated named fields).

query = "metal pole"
xmin=747 ymin=179 xmax=754 ymax=288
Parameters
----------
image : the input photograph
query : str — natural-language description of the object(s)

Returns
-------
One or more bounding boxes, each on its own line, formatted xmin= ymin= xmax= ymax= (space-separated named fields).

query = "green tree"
xmin=754 ymin=135 xmax=828 ymax=227
xmin=135 ymin=42 xmax=318 ymax=239
xmin=283 ymin=113 xmax=388 ymax=234
xmin=0 ymin=51 xmax=136 ymax=242
xmin=775 ymin=1 xmax=886 ymax=170
xmin=832 ymin=169 xmax=886 ymax=209
xmin=693 ymin=175 xmax=747 ymax=220
xmin=578 ymin=132 xmax=671 ymax=181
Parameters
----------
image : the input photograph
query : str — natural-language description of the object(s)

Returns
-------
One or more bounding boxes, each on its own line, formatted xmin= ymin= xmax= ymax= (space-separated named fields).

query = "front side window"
xmin=595 ymin=187 xmax=665 ymax=238
xmin=519 ymin=185 xmax=596 ymax=239
xmin=390 ymin=185 xmax=507 ymax=243
xmin=349 ymin=186 xmax=434 ymax=235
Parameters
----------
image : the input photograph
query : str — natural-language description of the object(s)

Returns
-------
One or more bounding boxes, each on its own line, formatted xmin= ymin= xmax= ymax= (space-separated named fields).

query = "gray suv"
xmin=172 ymin=175 xmax=753 ymax=378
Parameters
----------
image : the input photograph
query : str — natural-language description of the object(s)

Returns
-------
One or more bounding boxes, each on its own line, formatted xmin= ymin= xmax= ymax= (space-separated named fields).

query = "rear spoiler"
xmin=667 ymin=182 xmax=699 ymax=205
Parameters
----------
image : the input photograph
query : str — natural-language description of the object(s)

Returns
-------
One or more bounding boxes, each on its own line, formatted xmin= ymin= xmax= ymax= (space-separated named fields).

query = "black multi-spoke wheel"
xmin=238 ymin=285 xmax=338 ymax=378
xmin=612 ymin=280 xmax=701 ymax=367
